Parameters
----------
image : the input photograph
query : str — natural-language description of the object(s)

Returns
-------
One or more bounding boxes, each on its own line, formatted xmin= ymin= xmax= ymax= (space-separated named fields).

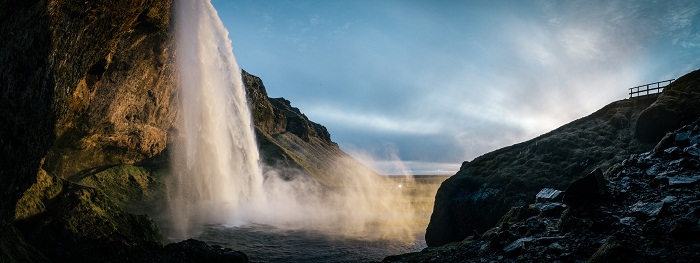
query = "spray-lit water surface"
xmin=198 ymin=224 xmax=422 ymax=263
xmin=164 ymin=176 xmax=446 ymax=263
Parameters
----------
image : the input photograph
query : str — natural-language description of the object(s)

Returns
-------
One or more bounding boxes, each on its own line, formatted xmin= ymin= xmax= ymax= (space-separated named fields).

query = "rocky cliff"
xmin=2 ymin=0 xmax=174 ymax=233
xmin=0 ymin=0 xmax=362 ymax=262
xmin=0 ymin=0 xmax=192 ymax=261
xmin=425 ymin=69 xmax=700 ymax=247
xmin=386 ymin=117 xmax=700 ymax=262
xmin=243 ymin=70 xmax=376 ymax=184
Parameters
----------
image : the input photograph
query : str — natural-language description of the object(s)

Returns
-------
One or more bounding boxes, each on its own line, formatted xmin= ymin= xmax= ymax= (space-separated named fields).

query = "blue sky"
xmin=211 ymin=0 xmax=700 ymax=174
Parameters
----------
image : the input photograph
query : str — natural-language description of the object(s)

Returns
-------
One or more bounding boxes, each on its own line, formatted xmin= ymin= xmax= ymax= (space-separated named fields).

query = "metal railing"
xmin=629 ymin=79 xmax=675 ymax=98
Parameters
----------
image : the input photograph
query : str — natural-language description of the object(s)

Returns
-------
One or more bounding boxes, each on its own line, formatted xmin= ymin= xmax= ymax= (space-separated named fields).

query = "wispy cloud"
xmin=214 ymin=0 xmax=700 ymax=165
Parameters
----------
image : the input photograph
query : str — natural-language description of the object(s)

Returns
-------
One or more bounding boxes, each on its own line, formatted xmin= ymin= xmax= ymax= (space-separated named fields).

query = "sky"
xmin=210 ymin=0 xmax=700 ymax=175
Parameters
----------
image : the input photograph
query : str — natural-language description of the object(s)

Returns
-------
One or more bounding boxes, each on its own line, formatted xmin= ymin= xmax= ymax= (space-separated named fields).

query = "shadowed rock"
xmin=387 ymin=118 xmax=700 ymax=262
xmin=426 ymin=69 xmax=700 ymax=247
xmin=562 ymin=168 xmax=607 ymax=208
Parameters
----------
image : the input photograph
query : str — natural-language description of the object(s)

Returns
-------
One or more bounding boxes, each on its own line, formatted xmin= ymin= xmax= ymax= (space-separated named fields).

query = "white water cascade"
xmin=166 ymin=0 xmax=418 ymax=243
xmin=167 ymin=0 xmax=265 ymax=238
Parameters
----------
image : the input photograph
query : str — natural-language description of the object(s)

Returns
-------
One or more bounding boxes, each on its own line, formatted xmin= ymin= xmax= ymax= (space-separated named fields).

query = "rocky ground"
xmin=384 ymin=118 xmax=700 ymax=262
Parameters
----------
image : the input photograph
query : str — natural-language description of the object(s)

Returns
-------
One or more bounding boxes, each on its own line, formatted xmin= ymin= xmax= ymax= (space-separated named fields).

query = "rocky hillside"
xmin=244 ymin=71 xmax=376 ymax=184
xmin=385 ymin=117 xmax=700 ymax=262
xmin=426 ymin=69 xmax=700 ymax=247
xmin=426 ymin=71 xmax=700 ymax=249
xmin=0 ymin=0 xmax=366 ymax=262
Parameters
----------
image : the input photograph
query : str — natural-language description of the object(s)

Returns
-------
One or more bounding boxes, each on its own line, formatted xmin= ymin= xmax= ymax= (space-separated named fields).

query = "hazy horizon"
xmin=212 ymin=0 xmax=700 ymax=173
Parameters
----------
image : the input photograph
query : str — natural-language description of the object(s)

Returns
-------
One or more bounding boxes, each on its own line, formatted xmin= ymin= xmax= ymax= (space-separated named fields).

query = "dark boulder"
xmin=562 ymin=168 xmax=607 ymax=208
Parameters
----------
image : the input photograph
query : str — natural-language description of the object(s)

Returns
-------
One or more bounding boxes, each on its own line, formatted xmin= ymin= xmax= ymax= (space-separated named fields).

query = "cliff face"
xmin=243 ymin=70 xmax=374 ymax=183
xmin=41 ymin=0 xmax=176 ymax=181
xmin=0 ymin=0 xmax=174 ymax=224
xmin=425 ymin=69 xmax=700 ymax=247
xmin=1 ymin=0 xmax=367 ymax=261
xmin=0 ymin=0 xmax=181 ymax=261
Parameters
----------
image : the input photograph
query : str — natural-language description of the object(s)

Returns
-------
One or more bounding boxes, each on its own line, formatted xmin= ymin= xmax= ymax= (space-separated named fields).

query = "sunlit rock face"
xmin=40 ymin=0 xmax=177 ymax=181
xmin=243 ymin=70 xmax=359 ymax=182
xmin=0 ymin=0 xmax=175 ymax=224
xmin=0 ymin=0 xmax=178 ymax=261
xmin=426 ymin=69 xmax=700 ymax=247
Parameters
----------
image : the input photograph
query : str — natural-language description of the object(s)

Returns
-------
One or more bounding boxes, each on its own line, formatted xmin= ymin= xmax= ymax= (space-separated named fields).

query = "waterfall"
xmin=167 ymin=0 xmax=265 ymax=238
xmin=166 ymin=0 xmax=417 ymax=243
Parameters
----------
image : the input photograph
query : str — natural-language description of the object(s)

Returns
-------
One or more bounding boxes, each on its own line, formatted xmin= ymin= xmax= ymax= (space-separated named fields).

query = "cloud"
xmin=306 ymin=105 xmax=443 ymax=136
xmin=214 ymin=0 xmax=700 ymax=165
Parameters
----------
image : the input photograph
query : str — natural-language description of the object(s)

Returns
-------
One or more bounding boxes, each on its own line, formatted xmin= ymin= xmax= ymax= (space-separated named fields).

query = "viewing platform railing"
xmin=629 ymin=79 xmax=675 ymax=98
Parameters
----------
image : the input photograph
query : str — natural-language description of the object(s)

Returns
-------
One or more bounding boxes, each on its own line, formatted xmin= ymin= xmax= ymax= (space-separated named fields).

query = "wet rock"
xmin=664 ymin=146 xmax=680 ymax=156
xmin=503 ymin=237 xmax=533 ymax=255
xmin=535 ymin=188 xmax=563 ymax=203
xmin=646 ymin=163 xmax=663 ymax=176
xmin=683 ymin=144 xmax=700 ymax=157
xmin=547 ymin=242 xmax=566 ymax=253
xmin=668 ymin=175 xmax=700 ymax=187
xmin=536 ymin=202 xmax=567 ymax=217
xmin=618 ymin=216 xmax=636 ymax=226
xmin=675 ymin=131 xmax=692 ymax=142
xmin=629 ymin=201 xmax=664 ymax=217
xmin=662 ymin=196 xmax=678 ymax=203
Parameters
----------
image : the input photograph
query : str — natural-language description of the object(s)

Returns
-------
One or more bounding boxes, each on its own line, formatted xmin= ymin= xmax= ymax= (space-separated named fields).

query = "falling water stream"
xmin=167 ymin=0 xmax=265 ymax=238
xmin=164 ymin=0 xmax=441 ymax=261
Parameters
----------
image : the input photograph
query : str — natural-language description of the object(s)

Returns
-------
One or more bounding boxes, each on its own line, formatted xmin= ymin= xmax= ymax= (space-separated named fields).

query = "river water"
xmin=196 ymin=224 xmax=424 ymax=263
xmin=160 ymin=176 xmax=446 ymax=263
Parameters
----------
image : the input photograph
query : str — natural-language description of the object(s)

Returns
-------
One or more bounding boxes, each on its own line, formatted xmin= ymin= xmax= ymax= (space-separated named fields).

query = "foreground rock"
xmin=385 ymin=118 xmax=700 ymax=262
xmin=0 ymin=0 xmax=247 ymax=261
xmin=426 ymin=69 xmax=700 ymax=246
